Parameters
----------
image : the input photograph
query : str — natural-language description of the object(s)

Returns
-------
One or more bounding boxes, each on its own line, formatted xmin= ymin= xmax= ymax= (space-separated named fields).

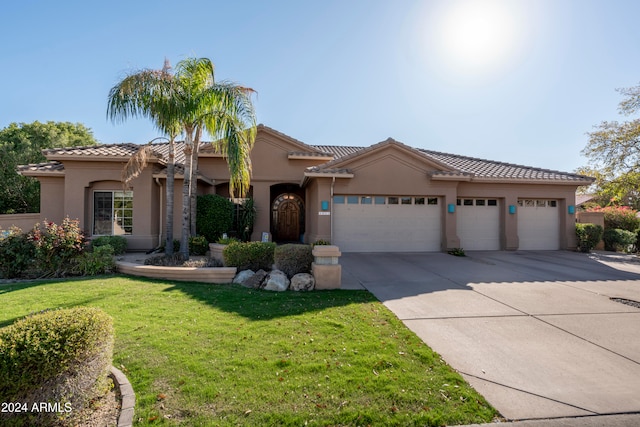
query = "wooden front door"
xmin=277 ymin=200 xmax=300 ymax=241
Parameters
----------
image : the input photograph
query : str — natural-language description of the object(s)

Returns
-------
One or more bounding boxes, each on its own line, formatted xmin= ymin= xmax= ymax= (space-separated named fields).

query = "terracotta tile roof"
xmin=420 ymin=149 xmax=592 ymax=182
xmin=310 ymin=145 xmax=363 ymax=158
xmin=17 ymin=161 xmax=65 ymax=174
xmin=43 ymin=143 xmax=143 ymax=158
xmin=308 ymin=140 xmax=593 ymax=183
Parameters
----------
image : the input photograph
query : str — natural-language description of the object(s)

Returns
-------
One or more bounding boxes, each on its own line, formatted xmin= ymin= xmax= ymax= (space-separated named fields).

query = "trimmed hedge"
xmin=91 ymin=235 xmax=127 ymax=255
xmin=223 ymin=241 xmax=276 ymax=271
xmin=0 ymin=307 xmax=114 ymax=426
xmin=575 ymin=223 xmax=603 ymax=253
xmin=603 ymin=228 xmax=636 ymax=252
xmin=274 ymin=244 xmax=314 ymax=278
xmin=196 ymin=194 xmax=234 ymax=243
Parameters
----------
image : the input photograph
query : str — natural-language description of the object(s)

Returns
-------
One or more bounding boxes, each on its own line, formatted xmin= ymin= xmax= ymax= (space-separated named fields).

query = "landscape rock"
xmin=233 ymin=269 xmax=255 ymax=285
xmin=243 ymin=269 xmax=267 ymax=289
xmin=263 ymin=269 xmax=290 ymax=292
xmin=290 ymin=273 xmax=315 ymax=291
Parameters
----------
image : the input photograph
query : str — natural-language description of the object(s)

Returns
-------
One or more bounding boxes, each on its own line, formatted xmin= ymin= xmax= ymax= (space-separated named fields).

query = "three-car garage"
xmin=331 ymin=195 xmax=561 ymax=252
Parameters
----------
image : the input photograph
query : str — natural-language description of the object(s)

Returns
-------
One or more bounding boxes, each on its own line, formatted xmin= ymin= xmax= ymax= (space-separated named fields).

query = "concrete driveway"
xmin=341 ymin=251 xmax=640 ymax=422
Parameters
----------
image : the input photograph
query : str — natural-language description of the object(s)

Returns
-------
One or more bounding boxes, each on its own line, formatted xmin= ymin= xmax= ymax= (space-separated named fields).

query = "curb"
xmin=110 ymin=366 xmax=135 ymax=427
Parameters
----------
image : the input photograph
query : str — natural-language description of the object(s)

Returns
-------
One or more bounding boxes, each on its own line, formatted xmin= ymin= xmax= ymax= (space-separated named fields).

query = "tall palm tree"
xmin=107 ymin=59 xmax=180 ymax=255
xmin=108 ymin=57 xmax=257 ymax=258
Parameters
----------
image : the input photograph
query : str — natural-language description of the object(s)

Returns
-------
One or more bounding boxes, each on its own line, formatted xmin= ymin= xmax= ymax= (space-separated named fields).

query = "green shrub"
xmin=189 ymin=235 xmax=209 ymax=255
xmin=274 ymin=244 xmax=314 ymax=277
xmin=587 ymin=205 xmax=640 ymax=232
xmin=223 ymin=241 xmax=276 ymax=271
xmin=575 ymin=223 xmax=603 ymax=253
xmin=603 ymin=228 xmax=636 ymax=252
xmin=0 ymin=227 xmax=36 ymax=279
xmin=91 ymin=235 xmax=127 ymax=255
xmin=197 ymin=194 xmax=234 ymax=243
xmin=0 ymin=307 xmax=114 ymax=426
xmin=217 ymin=236 xmax=240 ymax=244
xmin=74 ymin=244 xmax=116 ymax=276
xmin=29 ymin=217 xmax=86 ymax=277
xmin=237 ymin=198 xmax=257 ymax=241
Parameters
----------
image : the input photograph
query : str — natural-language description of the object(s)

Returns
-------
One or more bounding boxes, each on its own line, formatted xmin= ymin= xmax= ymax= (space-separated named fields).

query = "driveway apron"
xmin=340 ymin=251 xmax=640 ymax=421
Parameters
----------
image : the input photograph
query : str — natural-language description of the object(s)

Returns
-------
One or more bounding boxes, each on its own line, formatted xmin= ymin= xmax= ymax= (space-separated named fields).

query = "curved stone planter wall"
xmin=116 ymin=262 xmax=237 ymax=283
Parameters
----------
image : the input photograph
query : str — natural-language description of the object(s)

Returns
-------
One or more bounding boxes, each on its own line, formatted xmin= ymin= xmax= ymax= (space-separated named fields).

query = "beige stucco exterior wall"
xmin=198 ymin=130 xmax=329 ymax=242
xmin=0 ymin=213 xmax=41 ymax=231
xmin=39 ymin=176 xmax=65 ymax=224
xmin=37 ymin=160 xmax=161 ymax=251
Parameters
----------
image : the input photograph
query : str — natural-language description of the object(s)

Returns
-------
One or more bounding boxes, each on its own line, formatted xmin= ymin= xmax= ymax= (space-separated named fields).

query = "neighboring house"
xmin=18 ymin=124 xmax=594 ymax=252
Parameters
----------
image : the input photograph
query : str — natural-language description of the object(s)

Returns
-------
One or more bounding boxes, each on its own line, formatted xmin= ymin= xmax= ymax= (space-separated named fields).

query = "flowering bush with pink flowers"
xmin=29 ymin=217 xmax=87 ymax=277
xmin=586 ymin=205 xmax=640 ymax=232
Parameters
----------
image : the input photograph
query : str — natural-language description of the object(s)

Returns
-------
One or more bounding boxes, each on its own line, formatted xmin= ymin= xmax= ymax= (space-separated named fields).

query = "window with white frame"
xmin=93 ymin=191 xmax=133 ymax=235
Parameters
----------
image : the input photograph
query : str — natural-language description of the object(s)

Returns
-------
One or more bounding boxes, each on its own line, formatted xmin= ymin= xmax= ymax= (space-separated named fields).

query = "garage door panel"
xmin=334 ymin=197 xmax=441 ymax=252
xmin=517 ymin=200 xmax=560 ymax=250
xmin=457 ymin=199 xmax=501 ymax=250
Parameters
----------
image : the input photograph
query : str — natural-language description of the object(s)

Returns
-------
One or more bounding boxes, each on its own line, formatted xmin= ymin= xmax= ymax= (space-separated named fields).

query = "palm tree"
xmin=107 ymin=59 xmax=180 ymax=255
xmin=108 ymin=57 xmax=257 ymax=258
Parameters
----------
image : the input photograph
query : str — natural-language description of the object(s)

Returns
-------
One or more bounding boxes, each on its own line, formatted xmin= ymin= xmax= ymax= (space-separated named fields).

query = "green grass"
xmin=0 ymin=276 xmax=498 ymax=426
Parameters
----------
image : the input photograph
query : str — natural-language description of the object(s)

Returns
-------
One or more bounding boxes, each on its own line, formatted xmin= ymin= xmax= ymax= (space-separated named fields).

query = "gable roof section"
xmin=306 ymin=139 xmax=594 ymax=184
xmin=306 ymin=137 xmax=461 ymax=177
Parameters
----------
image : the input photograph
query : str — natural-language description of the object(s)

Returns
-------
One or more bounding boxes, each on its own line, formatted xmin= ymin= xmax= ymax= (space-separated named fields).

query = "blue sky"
xmin=1 ymin=0 xmax=639 ymax=173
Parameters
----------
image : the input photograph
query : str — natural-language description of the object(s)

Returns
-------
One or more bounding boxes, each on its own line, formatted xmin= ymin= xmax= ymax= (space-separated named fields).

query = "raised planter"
xmin=209 ymin=243 xmax=227 ymax=266
xmin=116 ymin=261 xmax=237 ymax=283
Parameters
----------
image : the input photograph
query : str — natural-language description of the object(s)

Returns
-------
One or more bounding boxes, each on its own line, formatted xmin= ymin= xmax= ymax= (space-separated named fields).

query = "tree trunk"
xmin=180 ymin=135 xmax=193 ymax=259
xmin=190 ymin=127 xmax=202 ymax=237
xmin=165 ymin=139 xmax=175 ymax=254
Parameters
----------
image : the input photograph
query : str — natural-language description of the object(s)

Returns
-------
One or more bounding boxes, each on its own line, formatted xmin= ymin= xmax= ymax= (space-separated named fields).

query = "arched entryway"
xmin=273 ymin=194 xmax=303 ymax=241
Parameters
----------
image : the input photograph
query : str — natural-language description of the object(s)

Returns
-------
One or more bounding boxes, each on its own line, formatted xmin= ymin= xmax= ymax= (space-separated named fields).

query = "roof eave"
xmin=469 ymin=177 xmax=595 ymax=185
xmin=288 ymin=153 xmax=334 ymax=161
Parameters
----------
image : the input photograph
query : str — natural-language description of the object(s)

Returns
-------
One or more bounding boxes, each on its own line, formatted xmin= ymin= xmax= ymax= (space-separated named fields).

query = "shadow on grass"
xmin=159 ymin=278 xmax=378 ymax=321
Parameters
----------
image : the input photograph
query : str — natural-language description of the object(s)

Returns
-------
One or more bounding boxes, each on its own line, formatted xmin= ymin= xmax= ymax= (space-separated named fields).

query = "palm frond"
xmin=122 ymin=145 xmax=156 ymax=188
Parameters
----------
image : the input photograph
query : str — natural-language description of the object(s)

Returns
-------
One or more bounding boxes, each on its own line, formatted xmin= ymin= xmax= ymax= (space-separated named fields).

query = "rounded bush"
xmin=189 ymin=235 xmax=209 ymax=255
xmin=0 ymin=307 xmax=114 ymax=426
xmin=603 ymin=228 xmax=636 ymax=252
xmin=223 ymin=241 xmax=276 ymax=271
xmin=74 ymin=244 xmax=116 ymax=276
xmin=575 ymin=223 xmax=603 ymax=253
xmin=274 ymin=244 xmax=314 ymax=278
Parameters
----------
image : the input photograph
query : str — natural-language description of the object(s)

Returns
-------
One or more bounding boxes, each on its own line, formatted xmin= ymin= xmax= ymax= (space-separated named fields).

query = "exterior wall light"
xmin=509 ymin=205 xmax=516 ymax=214
xmin=568 ymin=205 xmax=575 ymax=214
xmin=447 ymin=204 xmax=455 ymax=213
xmin=321 ymin=200 xmax=329 ymax=211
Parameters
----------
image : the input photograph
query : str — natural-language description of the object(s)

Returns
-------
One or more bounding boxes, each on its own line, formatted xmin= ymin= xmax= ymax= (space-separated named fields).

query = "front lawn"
xmin=0 ymin=277 xmax=498 ymax=426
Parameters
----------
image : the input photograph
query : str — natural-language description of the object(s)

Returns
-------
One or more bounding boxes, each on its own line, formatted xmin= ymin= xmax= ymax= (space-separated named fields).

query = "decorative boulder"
xmin=243 ymin=269 xmax=267 ymax=289
xmin=263 ymin=269 xmax=290 ymax=292
xmin=290 ymin=273 xmax=315 ymax=291
xmin=233 ymin=269 xmax=255 ymax=285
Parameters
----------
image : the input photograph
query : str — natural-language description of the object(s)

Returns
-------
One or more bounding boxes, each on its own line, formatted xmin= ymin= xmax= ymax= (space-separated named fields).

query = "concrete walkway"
xmin=341 ymin=251 xmax=640 ymax=423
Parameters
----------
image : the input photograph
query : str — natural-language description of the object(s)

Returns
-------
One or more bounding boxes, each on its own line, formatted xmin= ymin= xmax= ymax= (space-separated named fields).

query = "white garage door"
xmin=517 ymin=199 xmax=560 ymax=250
xmin=457 ymin=198 xmax=501 ymax=250
xmin=333 ymin=195 xmax=441 ymax=252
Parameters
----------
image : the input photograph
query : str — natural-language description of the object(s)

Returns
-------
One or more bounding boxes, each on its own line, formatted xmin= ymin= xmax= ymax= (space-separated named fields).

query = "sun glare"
xmin=426 ymin=0 xmax=526 ymax=80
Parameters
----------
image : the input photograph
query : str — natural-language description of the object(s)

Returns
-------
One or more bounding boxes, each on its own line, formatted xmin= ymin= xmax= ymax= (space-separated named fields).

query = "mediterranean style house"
xmin=18 ymin=124 xmax=594 ymax=252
